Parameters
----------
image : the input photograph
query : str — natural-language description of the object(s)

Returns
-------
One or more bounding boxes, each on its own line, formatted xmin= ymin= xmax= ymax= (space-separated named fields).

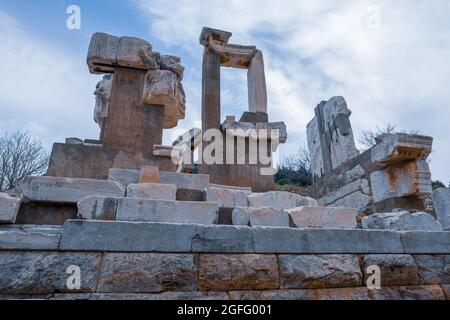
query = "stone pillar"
xmin=247 ymin=50 xmax=267 ymax=114
xmin=102 ymin=67 xmax=163 ymax=151
xmin=201 ymin=48 xmax=222 ymax=133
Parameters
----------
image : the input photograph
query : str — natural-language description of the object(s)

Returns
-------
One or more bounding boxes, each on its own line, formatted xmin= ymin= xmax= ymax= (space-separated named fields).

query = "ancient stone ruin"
xmin=0 ymin=29 xmax=449 ymax=301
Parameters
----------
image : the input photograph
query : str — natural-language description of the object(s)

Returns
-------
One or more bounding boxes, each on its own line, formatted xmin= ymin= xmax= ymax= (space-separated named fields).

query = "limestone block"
xmin=0 ymin=252 xmax=101 ymax=294
xmin=60 ymin=220 xmax=197 ymax=252
xmin=361 ymin=179 xmax=372 ymax=195
xmin=370 ymin=133 xmax=433 ymax=166
xmin=90 ymin=292 xmax=229 ymax=300
xmin=65 ymin=137 xmax=83 ymax=145
xmin=20 ymin=176 xmax=125 ymax=203
xmin=0 ymin=193 xmax=21 ymax=224
xmin=331 ymin=191 xmax=372 ymax=210
xmin=160 ymin=172 xmax=209 ymax=191
xmin=0 ymin=225 xmax=61 ymax=250
xmin=126 ymin=183 xmax=177 ymax=201
xmin=278 ymin=255 xmax=362 ymax=289
xmin=108 ymin=168 xmax=139 ymax=188
xmin=413 ymin=255 xmax=445 ymax=285
xmin=287 ymin=206 xmax=358 ymax=229
xmin=248 ymin=191 xmax=317 ymax=210
xmin=362 ymin=211 xmax=443 ymax=231
xmin=93 ymin=74 xmax=112 ymax=133
xmin=369 ymin=285 xmax=445 ymax=300
xmin=401 ymin=231 xmax=450 ymax=254
xmin=205 ymin=187 xmax=249 ymax=208
xmin=198 ymin=254 xmax=279 ymax=291
xmin=253 ymin=227 xmax=404 ymax=254
xmin=306 ymin=117 xmax=323 ymax=178
xmin=432 ymin=188 xmax=450 ymax=231
xmin=160 ymin=55 xmax=184 ymax=80
xmin=248 ymin=207 xmax=290 ymax=227
xmin=363 ymin=254 xmax=419 ymax=286
xmin=191 ymin=225 xmax=253 ymax=253
xmin=77 ymin=196 xmax=118 ymax=221
xmin=139 ymin=166 xmax=160 ymax=184
xmin=228 ymin=288 xmax=370 ymax=300
xmin=143 ymin=70 xmax=186 ymax=129
xmin=97 ymin=253 xmax=197 ymax=293
xmin=370 ymin=159 xmax=432 ymax=203
xmin=232 ymin=207 xmax=251 ymax=226
xmin=247 ymin=50 xmax=267 ymax=114
xmin=319 ymin=179 xmax=363 ymax=206
xmin=116 ymin=198 xmax=218 ymax=225
xmin=346 ymin=165 xmax=365 ymax=182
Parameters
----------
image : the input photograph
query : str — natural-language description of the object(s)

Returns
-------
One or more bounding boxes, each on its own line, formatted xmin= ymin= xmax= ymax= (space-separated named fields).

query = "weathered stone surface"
xmin=287 ymin=207 xmax=357 ymax=229
xmin=413 ymin=255 xmax=445 ymax=285
xmin=362 ymin=211 xmax=443 ymax=231
xmin=432 ymin=188 xmax=450 ymax=231
xmin=60 ymin=220 xmax=197 ymax=252
xmin=248 ymin=191 xmax=317 ymax=210
xmin=198 ymin=254 xmax=279 ymax=290
xmin=97 ymin=253 xmax=197 ymax=293
xmin=369 ymin=285 xmax=445 ymax=300
xmin=319 ymin=179 xmax=363 ymax=206
xmin=248 ymin=207 xmax=290 ymax=227
xmin=77 ymin=196 xmax=117 ymax=221
xmin=0 ymin=193 xmax=21 ymax=224
xmin=205 ymin=187 xmax=249 ymax=208
xmin=91 ymin=292 xmax=229 ymax=300
xmin=108 ymin=168 xmax=139 ymax=188
xmin=361 ymin=179 xmax=371 ymax=195
xmin=278 ymin=255 xmax=362 ymax=289
xmin=363 ymin=254 xmax=418 ymax=286
xmin=94 ymin=74 xmax=112 ymax=135
xmin=0 ymin=225 xmax=61 ymax=250
xmin=253 ymin=227 xmax=403 ymax=253
xmin=192 ymin=225 xmax=253 ymax=253
xmin=126 ymin=183 xmax=177 ymax=201
xmin=313 ymin=287 xmax=369 ymax=300
xmin=0 ymin=252 xmax=101 ymax=294
xmin=370 ymin=159 xmax=432 ymax=203
xmin=401 ymin=231 xmax=450 ymax=254
xmin=20 ymin=176 xmax=125 ymax=203
xmin=139 ymin=166 xmax=160 ymax=184
xmin=346 ymin=165 xmax=365 ymax=183
xmin=232 ymin=207 xmax=250 ymax=226
xmin=330 ymin=191 xmax=372 ymax=210
xmin=116 ymin=198 xmax=218 ymax=225
xmin=160 ymin=172 xmax=209 ymax=191
xmin=228 ymin=290 xmax=315 ymax=300
xmin=444 ymin=255 xmax=450 ymax=284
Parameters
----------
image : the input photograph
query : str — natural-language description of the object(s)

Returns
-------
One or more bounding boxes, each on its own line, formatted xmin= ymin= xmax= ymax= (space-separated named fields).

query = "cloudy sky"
xmin=0 ymin=0 xmax=449 ymax=183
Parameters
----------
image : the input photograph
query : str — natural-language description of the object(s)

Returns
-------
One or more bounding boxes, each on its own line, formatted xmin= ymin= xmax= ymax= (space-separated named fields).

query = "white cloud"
xmin=137 ymin=0 xmax=450 ymax=183
xmin=0 ymin=9 xmax=100 ymax=150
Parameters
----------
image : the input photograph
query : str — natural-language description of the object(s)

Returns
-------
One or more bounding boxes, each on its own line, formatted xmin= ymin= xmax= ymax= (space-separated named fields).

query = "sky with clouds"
xmin=0 ymin=0 xmax=449 ymax=183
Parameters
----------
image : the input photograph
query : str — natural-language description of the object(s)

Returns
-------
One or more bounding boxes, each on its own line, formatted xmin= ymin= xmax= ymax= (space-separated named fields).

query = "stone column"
xmin=247 ymin=50 xmax=267 ymax=114
xmin=201 ymin=48 xmax=221 ymax=133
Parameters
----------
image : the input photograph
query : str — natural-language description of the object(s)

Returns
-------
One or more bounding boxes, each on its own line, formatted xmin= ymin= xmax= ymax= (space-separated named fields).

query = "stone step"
xmin=20 ymin=176 xmax=125 ymax=204
xmin=287 ymin=207 xmax=358 ymax=229
xmin=362 ymin=211 xmax=443 ymax=231
xmin=59 ymin=220 xmax=450 ymax=254
xmin=205 ymin=187 xmax=250 ymax=208
xmin=433 ymin=188 xmax=450 ymax=231
xmin=0 ymin=225 xmax=62 ymax=250
xmin=126 ymin=183 xmax=177 ymax=200
xmin=78 ymin=196 xmax=219 ymax=225
xmin=247 ymin=191 xmax=317 ymax=210
xmin=0 ymin=193 xmax=21 ymax=224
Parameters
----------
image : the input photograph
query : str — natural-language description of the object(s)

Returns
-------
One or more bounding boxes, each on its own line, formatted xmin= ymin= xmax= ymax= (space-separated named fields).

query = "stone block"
xmin=228 ymin=290 xmax=316 ymax=300
xmin=90 ymin=292 xmax=229 ymax=300
xmin=126 ymin=183 xmax=177 ymax=200
xmin=108 ymin=168 xmax=139 ymax=188
xmin=363 ymin=254 xmax=418 ymax=286
xmin=312 ymin=287 xmax=370 ymax=300
xmin=248 ymin=207 xmax=290 ymax=227
xmin=160 ymin=172 xmax=209 ymax=191
xmin=0 ymin=193 xmax=21 ymax=224
xmin=198 ymin=254 xmax=279 ymax=291
xmin=287 ymin=206 xmax=357 ymax=229
xmin=362 ymin=211 xmax=443 ymax=231
xmin=253 ymin=227 xmax=403 ymax=253
xmin=330 ymin=191 xmax=372 ymax=210
xmin=319 ymin=179 xmax=362 ymax=206
xmin=77 ymin=196 xmax=117 ymax=221
xmin=278 ymin=254 xmax=362 ymax=289
xmin=0 ymin=252 xmax=101 ymax=294
xmin=370 ymin=159 xmax=432 ymax=203
xmin=139 ymin=166 xmax=160 ymax=184
xmin=116 ymin=198 xmax=218 ymax=225
xmin=205 ymin=187 xmax=249 ymax=208
xmin=247 ymin=191 xmax=317 ymax=210
xmin=401 ymin=231 xmax=450 ymax=253
xmin=444 ymin=255 xmax=450 ymax=284
xmin=97 ymin=253 xmax=197 ymax=293
xmin=413 ymin=255 xmax=445 ymax=285
xmin=432 ymin=188 xmax=450 ymax=231
xmin=369 ymin=285 xmax=445 ymax=300
xmin=232 ymin=207 xmax=251 ymax=226
xmin=20 ymin=176 xmax=125 ymax=203
xmin=60 ymin=220 xmax=197 ymax=252
xmin=346 ymin=165 xmax=365 ymax=183
xmin=0 ymin=225 xmax=61 ymax=250
xmin=192 ymin=225 xmax=253 ymax=253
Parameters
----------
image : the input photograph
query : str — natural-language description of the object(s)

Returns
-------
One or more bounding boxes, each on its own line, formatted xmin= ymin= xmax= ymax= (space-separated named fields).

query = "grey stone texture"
xmin=126 ymin=183 xmax=177 ymax=200
xmin=0 ymin=193 xmax=21 ymax=224
xmin=205 ymin=187 xmax=249 ymax=208
xmin=248 ymin=191 xmax=317 ymax=210
xmin=0 ymin=225 xmax=61 ymax=250
xmin=287 ymin=206 xmax=357 ymax=229
xmin=363 ymin=254 xmax=419 ymax=286
xmin=432 ymin=188 xmax=450 ymax=231
xmin=362 ymin=211 xmax=443 ymax=231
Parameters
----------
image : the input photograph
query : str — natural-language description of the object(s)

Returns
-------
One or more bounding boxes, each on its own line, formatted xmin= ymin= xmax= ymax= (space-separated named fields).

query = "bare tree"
xmin=358 ymin=123 xmax=422 ymax=150
xmin=276 ymin=145 xmax=312 ymax=186
xmin=0 ymin=131 xmax=49 ymax=192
